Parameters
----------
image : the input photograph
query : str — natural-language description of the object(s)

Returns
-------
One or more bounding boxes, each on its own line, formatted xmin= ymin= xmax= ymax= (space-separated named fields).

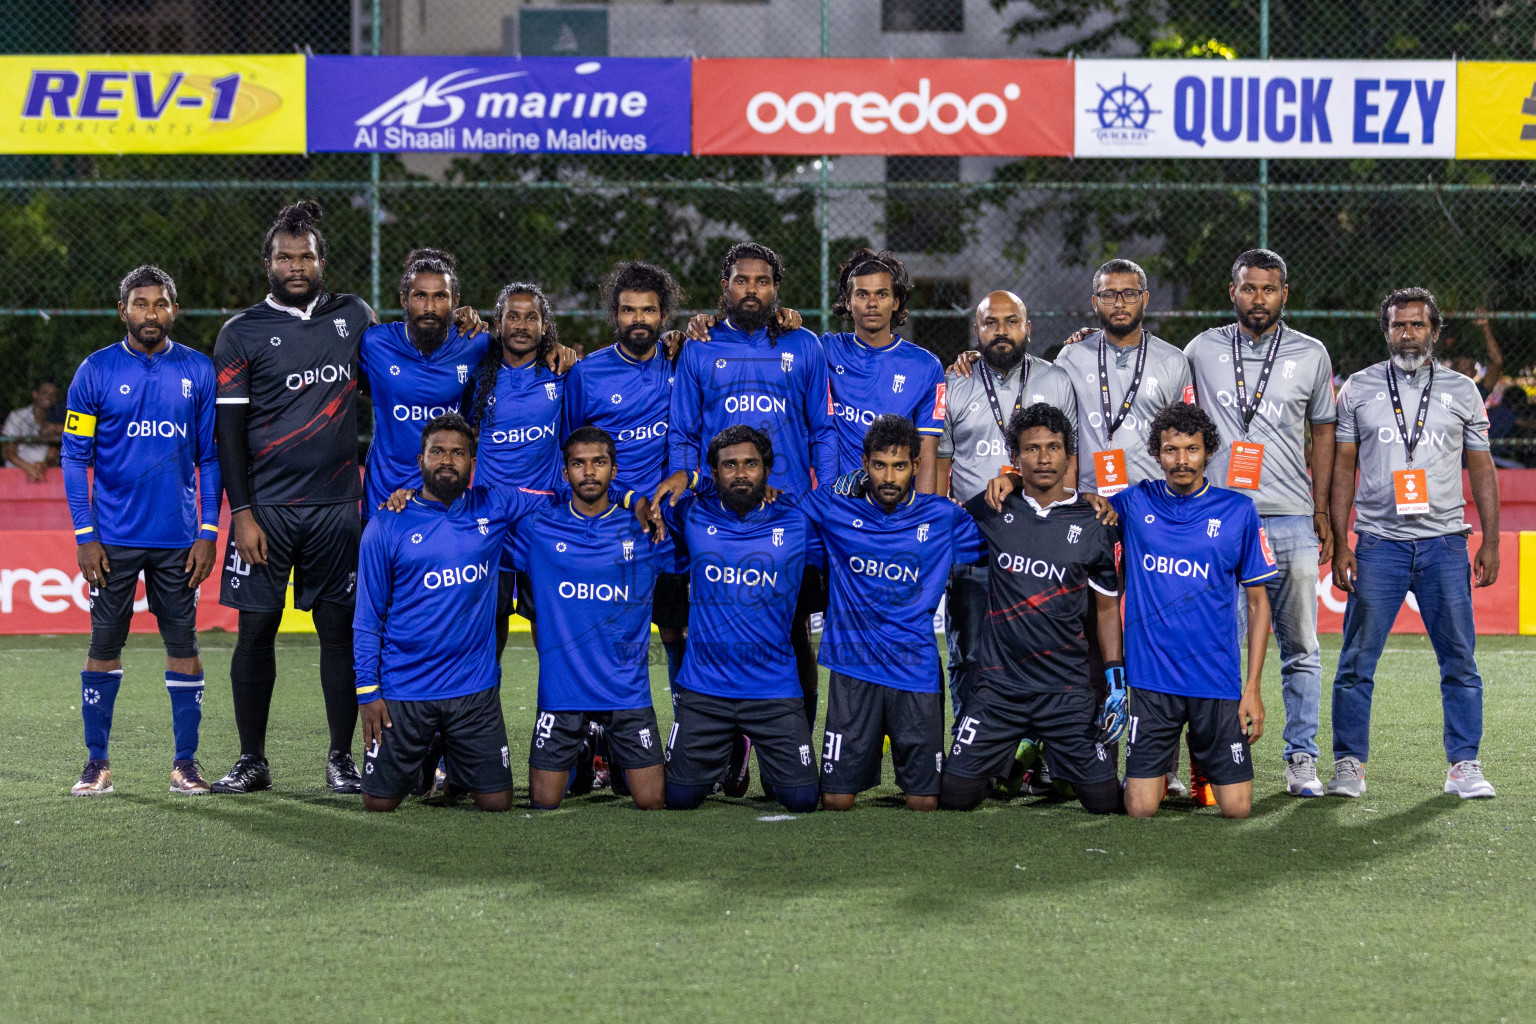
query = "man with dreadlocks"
xmin=211 ymin=200 xmax=378 ymax=795
xmin=654 ymin=243 xmax=836 ymax=796
xmin=461 ymin=281 xmax=570 ymax=658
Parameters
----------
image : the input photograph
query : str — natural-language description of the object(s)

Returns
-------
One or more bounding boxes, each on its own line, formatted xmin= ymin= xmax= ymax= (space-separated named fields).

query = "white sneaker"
xmin=1445 ymin=760 xmax=1495 ymax=799
xmin=1285 ymin=752 xmax=1325 ymax=797
xmin=1163 ymin=773 xmax=1188 ymax=799
xmin=1326 ymin=756 xmax=1366 ymax=798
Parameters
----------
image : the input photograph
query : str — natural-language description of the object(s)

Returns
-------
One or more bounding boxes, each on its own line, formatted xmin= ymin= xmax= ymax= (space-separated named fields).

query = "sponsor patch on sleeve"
xmin=932 ymin=382 xmax=947 ymax=420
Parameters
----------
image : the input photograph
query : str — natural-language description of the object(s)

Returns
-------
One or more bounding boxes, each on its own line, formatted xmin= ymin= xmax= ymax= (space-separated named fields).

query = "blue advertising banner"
xmin=306 ymin=56 xmax=690 ymax=154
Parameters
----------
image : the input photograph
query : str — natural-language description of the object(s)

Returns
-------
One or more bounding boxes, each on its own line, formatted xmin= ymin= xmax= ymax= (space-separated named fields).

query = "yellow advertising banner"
xmin=0 ymin=54 xmax=304 ymax=154
xmin=1456 ymin=61 xmax=1536 ymax=159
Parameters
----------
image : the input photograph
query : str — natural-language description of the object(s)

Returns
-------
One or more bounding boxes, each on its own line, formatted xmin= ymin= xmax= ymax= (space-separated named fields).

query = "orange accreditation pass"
xmin=1226 ymin=441 xmax=1264 ymax=489
xmin=1394 ymin=468 xmax=1429 ymax=515
xmin=1093 ymin=449 xmax=1128 ymax=496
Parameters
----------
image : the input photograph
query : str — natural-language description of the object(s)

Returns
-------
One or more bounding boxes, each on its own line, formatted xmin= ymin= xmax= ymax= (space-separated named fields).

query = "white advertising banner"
xmin=1074 ymin=59 xmax=1456 ymax=158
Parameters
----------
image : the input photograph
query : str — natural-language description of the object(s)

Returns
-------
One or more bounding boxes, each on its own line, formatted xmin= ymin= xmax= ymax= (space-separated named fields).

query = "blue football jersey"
xmin=805 ymin=488 xmax=983 ymax=693
xmin=661 ymin=492 xmax=823 ymax=700
xmin=1111 ymin=480 xmax=1278 ymax=699
xmin=359 ymin=321 xmax=490 ymax=515
xmin=669 ymin=322 xmax=836 ymax=493
xmin=463 ymin=359 xmax=564 ymax=492
xmin=62 ymin=339 xmax=221 ymax=549
xmin=560 ymin=343 xmax=673 ymax=495
xmin=510 ymin=500 xmax=675 ymax=711
xmin=821 ymin=332 xmax=946 ymax=475
xmin=354 ymin=485 xmax=554 ymax=704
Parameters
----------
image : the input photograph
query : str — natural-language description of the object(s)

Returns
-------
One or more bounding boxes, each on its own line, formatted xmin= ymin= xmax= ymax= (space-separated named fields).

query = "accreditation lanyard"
xmin=1231 ymin=323 xmax=1285 ymax=437
xmin=980 ymin=357 xmax=1028 ymax=433
xmin=1386 ymin=362 xmax=1435 ymax=466
xmin=1097 ymin=331 xmax=1148 ymax=442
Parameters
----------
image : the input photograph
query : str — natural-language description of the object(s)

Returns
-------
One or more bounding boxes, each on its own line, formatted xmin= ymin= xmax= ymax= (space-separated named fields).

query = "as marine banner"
xmin=0 ymin=55 xmax=305 ymax=154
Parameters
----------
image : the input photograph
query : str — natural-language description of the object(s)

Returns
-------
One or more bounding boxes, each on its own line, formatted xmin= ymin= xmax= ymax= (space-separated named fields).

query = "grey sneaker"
xmin=1445 ymin=760 xmax=1495 ymax=799
xmin=1285 ymin=752 xmax=1325 ymax=797
xmin=1326 ymin=756 xmax=1367 ymax=798
xmin=1163 ymin=773 xmax=1188 ymax=799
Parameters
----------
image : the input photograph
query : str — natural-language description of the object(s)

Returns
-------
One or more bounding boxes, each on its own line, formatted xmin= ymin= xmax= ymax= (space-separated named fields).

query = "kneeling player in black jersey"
xmin=941 ymin=404 xmax=1126 ymax=815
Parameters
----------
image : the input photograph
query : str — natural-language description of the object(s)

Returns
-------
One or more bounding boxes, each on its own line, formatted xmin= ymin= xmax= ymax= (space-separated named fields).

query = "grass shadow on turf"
xmin=179 ymin=783 xmax=1460 ymax=923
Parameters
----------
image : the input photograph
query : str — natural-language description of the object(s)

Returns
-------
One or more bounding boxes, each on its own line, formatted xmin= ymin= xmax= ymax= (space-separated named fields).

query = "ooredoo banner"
xmin=691 ymin=58 xmax=1073 ymax=157
xmin=0 ymin=531 xmax=236 ymax=635
xmin=307 ymin=56 xmax=691 ymax=154
xmin=1075 ymin=59 xmax=1456 ymax=159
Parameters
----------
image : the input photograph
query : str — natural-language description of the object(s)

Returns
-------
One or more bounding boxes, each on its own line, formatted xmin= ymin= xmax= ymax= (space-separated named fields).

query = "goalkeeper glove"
xmin=832 ymin=468 xmax=868 ymax=497
xmin=1097 ymin=661 xmax=1128 ymax=744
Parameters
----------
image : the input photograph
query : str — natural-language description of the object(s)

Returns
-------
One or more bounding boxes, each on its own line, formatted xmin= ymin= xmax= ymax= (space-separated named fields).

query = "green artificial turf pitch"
xmin=1 ymin=632 xmax=1532 ymax=1022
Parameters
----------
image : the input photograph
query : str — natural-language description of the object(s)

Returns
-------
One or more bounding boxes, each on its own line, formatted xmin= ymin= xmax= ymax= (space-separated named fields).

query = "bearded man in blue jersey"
xmin=1114 ymin=403 xmax=1276 ymax=819
xmin=354 ymin=414 xmax=553 ymax=813
xmin=63 ymin=265 xmax=222 ymax=796
xmin=658 ymin=425 xmax=824 ymax=814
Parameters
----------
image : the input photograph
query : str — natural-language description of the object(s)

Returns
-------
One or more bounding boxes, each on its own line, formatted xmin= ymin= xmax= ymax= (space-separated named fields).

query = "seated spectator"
xmin=3 ymin=381 xmax=63 ymax=481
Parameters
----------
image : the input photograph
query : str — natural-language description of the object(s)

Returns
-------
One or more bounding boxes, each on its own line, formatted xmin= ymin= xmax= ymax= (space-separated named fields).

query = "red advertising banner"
xmin=691 ymin=58 xmax=1074 ymax=156
xmin=1315 ymin=531 xmax=1519 ymax=634
xmin=0 ymin=530 xmax=237 ymax=635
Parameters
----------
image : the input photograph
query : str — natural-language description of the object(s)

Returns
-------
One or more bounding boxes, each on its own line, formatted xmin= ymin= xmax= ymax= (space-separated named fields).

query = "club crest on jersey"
xmin=1207 ymin=518 xmax=1222 ymax=538
xmin=622 ymin=539 xmax=634 ymax=561
xmin=1283 ymin=359 xmax=1297 ymax=379
xmin=772 ymin=527 xmax=784 ymax=547
xmin=544 ymin=382 xmax=558 ymax=400
xmin=781 ymin=352 xmax=794 ymax=373
xmin=1230 ymin=742 xmax=1245 ymax=764
xmin=175 ymin=377 xmax=190 ymax=398
xmin=917 ymin=522 xmax=930 ymax=541
xmin=1068 ymin=524 xmax=1082 ymax=544
xmin=639 ymin=728 xmax=653 ymax=750
xmin=333 ymin=318 xmax=349 ymax=338
xmin=477 ymin=517 xmax=490 ymax=536
xmin=799 ymin=744 xmax=812 ymax=766
xmin=892 ymin=373 xmax=906 ymax=393
xmin=1441 ymin=392 xmax=1453 ymax=410
xmin=457 ymin=364 xmax=469 ymax=384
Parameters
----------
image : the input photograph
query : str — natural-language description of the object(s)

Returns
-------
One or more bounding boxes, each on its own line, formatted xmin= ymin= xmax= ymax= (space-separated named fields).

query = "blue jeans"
xmin=1237 ymin=515 xmax=1324 ymax=761
xmin=1331 ymin=532 xmax=1483 ymax=764
xmin=944 ymin=563 xmax=989 ymax=728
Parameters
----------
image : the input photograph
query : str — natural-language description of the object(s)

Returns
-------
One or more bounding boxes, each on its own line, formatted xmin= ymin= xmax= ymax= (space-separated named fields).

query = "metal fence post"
xmin=369 ymin=0 xmax=382 ymax=312
xmin=1257 ymin=0 xmax=1270 ymax=250
xmin=818 ymin=0 xmax=831 ymax=332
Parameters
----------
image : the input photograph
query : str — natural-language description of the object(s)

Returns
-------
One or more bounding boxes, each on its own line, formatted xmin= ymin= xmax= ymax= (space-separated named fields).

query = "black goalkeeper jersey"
xmin=214 ymin=292 xmax=373 ymax=506
xmin=963 ymin=491 xmax=1122 ymax=696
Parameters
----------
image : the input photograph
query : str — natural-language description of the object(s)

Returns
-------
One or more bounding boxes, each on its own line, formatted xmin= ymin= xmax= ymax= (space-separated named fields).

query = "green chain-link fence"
xmin=4 ymin=0 xmax=1536 ymax=459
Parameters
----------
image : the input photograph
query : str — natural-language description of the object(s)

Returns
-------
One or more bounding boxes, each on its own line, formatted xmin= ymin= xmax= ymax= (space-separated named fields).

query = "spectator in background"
xmin=3 ymin=380 xmax=63 ymax=481
xmin=1443 ymin=309 xmax=1502 ymax=401
xmin=1487 ymin=385 xmax=1536 ymax=468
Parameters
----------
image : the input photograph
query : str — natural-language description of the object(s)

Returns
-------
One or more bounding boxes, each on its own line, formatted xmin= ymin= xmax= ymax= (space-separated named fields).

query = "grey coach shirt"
xmin=938 ymin=354 xmax=1077 ymax=503
xmin=1054 ymin=330 xmax=1191 ymax=494
xmin=1185 ymin=322 xmax=1337 ymax=517
xmin=1336 ymin=359 xmax=1490 ymax=541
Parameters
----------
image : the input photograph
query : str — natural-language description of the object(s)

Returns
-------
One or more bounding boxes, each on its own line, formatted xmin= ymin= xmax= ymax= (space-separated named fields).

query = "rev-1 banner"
xmin=1074 ymin=59 xmax=1456 ymax=158
xmin=306 ymin=56 xmax=691 ymax=154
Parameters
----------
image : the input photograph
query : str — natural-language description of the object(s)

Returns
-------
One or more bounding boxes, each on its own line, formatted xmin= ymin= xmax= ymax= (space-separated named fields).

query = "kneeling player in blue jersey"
xmin=942 ymin=404 xmax=1127 ymax=815
xmin=806 ymin=415 xmax=983 ymax=810
xmin=1114 ymin=403 xmax=1276 ymax=819
xmin=657 ymin=426 xmax=824 ymax=813
xmin=354 ymin=414 xmax=552 ymax=812
xmin=511 ymin=426 xmax=672 ymax=810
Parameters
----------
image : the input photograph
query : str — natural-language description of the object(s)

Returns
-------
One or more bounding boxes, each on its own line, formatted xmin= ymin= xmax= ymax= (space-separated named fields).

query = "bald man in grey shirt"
xmin=1184 ymin=249 xmax=1337 ymax=796
xmin=1328 ymin=288 xmax=1500 ymax=801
